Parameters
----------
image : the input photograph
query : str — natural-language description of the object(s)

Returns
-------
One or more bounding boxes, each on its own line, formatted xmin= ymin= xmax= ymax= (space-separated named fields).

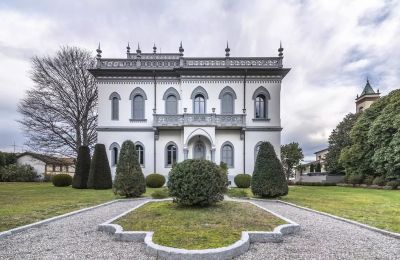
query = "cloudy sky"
xmin=0 ymin=0 xmax=399 ymax=160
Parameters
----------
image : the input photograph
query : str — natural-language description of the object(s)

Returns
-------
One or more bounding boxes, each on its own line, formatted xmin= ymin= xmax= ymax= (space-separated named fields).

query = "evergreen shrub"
xmin=52 ymin=174 xmax=72 ymax=187
xmin=146 ymin=173 xmax=166 ymax=188
xmin=234 ymin=174 xmax=251 ymax=188
xmin=72 ymin=146 xmax=91 ymax=189
xmin=87 ymin=144 xmax=112 ymax=189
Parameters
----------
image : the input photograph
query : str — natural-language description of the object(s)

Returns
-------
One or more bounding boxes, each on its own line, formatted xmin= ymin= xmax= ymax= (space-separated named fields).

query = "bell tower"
xmin=355 ymin=79 xmax=380 ymax=113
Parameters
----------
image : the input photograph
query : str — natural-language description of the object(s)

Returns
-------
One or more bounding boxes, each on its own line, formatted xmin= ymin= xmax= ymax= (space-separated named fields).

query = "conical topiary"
xmin=251 ymin=141 xmax=288 ymax=198
xmin=87 ymin=144 xmax=112 ymax=189
xmin=113 ymin=140 xmax=146 ymax=197
xmin=72 ymin=146 xmax=91 ymax=189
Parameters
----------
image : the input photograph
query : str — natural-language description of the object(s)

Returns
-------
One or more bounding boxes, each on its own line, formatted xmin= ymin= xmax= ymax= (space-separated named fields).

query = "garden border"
xmin=0 ymin=198 xmax=148 ymax=239
xmin=98 ymin=198 xmax=300 ymax=260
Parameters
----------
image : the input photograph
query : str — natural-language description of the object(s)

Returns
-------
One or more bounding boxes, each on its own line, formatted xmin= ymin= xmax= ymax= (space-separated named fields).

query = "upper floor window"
xmin=252 ymin=86 xmax=271 ymax=120
xmin=219 ymin=86 xmax=237 ymax=114
xmin=194 ymin=94 xmax=205 ymax=114
xmin=166 ymin=143 xmax=177 ymax=167
xmin=109 ymin=92 xmax=121 ymax=120
xmin=129 ymin=87 xmax=147 ymax=120
xmin=135 ymin=143 xmax=144 ymax=166
xmin=166 ymin=95 xmax=178 ymax=114
xmin=221 ymin=142 xmax=234 ymax=168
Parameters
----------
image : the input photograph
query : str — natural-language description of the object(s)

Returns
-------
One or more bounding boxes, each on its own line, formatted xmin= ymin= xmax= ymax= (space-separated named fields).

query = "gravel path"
xmin=0 ymin=199 xmax=154 ymax=260
xmin=238 ymin=200 xmax=400 ymax=260
xmin=1 ymin=199 xmax=399 ymax=260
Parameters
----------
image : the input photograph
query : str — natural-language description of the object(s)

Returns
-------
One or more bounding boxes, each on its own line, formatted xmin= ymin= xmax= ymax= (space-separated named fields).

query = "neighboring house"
xmin=88 ymin=42 xmax=290 ymax=185
xmin=355 ymin=79 xmax=380 ymax=113
xmin=16 ymin=152 xmax=75 ymax=179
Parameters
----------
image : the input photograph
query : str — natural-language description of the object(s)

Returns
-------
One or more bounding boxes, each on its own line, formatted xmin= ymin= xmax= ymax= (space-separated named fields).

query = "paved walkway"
xmin=0 ymin=199 xmax=399 ymax=260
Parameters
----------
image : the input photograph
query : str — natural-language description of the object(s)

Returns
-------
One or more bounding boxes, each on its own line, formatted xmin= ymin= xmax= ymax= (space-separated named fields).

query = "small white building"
xmin=89 ymin=43 xmax=290 ymax=184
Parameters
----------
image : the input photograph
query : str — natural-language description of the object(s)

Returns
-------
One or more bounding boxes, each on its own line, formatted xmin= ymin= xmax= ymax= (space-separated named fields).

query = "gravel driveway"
xmin=0 ymin=199 xmax=399 ymax=260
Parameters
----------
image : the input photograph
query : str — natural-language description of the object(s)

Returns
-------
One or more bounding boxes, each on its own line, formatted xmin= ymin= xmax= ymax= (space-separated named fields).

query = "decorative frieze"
xmin=154 ymin=114 xmax=246 ymax=128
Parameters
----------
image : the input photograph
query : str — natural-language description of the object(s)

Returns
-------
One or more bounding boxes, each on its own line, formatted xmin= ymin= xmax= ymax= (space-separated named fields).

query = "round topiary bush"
xmin=234 ymin=174 xmax=251 ymax=188
xmin=52 ymin=174 xmax=72 ymax=187
xmin=167 ymin=159 xmax=228 ymax=206
xmin=146 ymin=173 xmax=166 ymax=188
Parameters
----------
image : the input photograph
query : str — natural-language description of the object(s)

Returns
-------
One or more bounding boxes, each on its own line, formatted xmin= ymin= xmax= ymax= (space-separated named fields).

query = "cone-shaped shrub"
xmin=87 ymin=144 xmax=112 ymax=189
xmin=113 ymin=140 xmax=146 ymax=197
xmin=251 ymin=141 xmax=288 ymax=198
xmin=72 ymin=146 xmax=91 ymax=189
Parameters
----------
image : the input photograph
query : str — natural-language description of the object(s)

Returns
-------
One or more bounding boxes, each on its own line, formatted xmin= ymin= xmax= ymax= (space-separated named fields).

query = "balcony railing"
xmin=153 ymin=114 xmax=246 ymax=128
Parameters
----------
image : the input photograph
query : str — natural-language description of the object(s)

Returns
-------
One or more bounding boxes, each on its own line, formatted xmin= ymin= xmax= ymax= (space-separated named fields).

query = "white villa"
xmin=89 ymin=42 xmax=290 ymax=184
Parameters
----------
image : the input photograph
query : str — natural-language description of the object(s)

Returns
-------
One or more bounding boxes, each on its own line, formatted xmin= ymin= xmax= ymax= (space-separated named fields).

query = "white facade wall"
xmin=16 ymin=155 xmax=46 ymax=178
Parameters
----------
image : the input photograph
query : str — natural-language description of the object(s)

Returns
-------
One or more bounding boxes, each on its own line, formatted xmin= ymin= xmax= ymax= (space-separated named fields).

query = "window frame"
xmin=220 ymin=141 xmax=234 ymax=168
xmin=165 ymin=142 xmax=178 ymax=167
xmin=135 ymin=142 xmax=145 ymax=167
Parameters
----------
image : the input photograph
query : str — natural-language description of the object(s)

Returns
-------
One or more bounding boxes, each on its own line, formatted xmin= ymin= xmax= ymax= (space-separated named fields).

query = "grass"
xmin=115 ymin=201 xmax=286 ymax=249
xmin=0 ymin=182 xmax=162 ymax=232
xmin=228 ymin=186 xmax=400 ymax=233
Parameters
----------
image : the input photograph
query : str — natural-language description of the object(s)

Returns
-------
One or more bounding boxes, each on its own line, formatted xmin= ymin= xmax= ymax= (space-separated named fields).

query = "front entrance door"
xmin=193 ymin=141 xmax=206 ymax=160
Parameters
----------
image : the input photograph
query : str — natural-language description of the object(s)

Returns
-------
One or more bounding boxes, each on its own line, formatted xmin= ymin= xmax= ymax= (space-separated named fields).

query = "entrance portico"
xmin=183 ymin=127 xmax=216 ymax=162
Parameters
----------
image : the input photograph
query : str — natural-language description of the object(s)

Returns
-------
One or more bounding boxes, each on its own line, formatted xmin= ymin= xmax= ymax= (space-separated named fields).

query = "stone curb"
xmin=249 ymin=198 xmax=400 ymax=240
xmin=0 ymin=197 xmax=148 ymax=239
xmin=98 ymin=198 xmax=300 ymax=260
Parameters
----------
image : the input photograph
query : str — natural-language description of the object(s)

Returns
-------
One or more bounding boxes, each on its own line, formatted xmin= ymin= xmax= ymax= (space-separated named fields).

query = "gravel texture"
xmin=0 ymin=199 xmax=154 ymax=260
xmin=237 ymin=200 xmax=400 ymax=260
xmin=1 ymin=199 xmax=399 ymax=260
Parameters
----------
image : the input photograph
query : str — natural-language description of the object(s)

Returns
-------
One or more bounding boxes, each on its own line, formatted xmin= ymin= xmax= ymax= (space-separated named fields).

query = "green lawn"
xmin=228 ymin=186 xmax=400 ymax=233
xmin=115 ymin=201 xmax=286 ymax=249
xmin=0 ymin=182 xmax=160 ymax=232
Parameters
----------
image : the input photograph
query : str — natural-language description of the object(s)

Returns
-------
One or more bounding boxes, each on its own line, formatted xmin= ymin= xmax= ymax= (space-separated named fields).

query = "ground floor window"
xmin=221 ymin=142 xmax=234 ymax=168
xmin=166 ymin=143 xmax=177 ymax=166
xmin=135 ymin=144 xmax=144 ymax=166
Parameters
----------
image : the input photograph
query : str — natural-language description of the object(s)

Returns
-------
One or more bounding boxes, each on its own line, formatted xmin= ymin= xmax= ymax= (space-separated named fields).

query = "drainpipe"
xmin=153 ymin=71 xmax=157 ymax=173
xmin=243 ymin=70 xmax=247 ymax=174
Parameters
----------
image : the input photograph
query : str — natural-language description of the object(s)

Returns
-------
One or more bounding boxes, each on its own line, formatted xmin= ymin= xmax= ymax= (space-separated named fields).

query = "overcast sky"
xmin=0 ymin=0 xmax=399 ymax=160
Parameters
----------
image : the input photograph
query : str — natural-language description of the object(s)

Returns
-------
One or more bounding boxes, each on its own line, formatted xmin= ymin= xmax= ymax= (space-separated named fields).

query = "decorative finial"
xmin=278 ymin=41 xmax=284 ymax=57
xmin=136 ymin=43 xmax=141 ymax=54
xmin=366 ymin=76 xmax=369 ymax=84
xmin=153 ymin=43 xmax=157 ymax=54
xmin=225 ymin=41 xmax=230 ymax=57
xmin=179 ymin=41 xmax=184 ymax=55
xmin=126 ymin=42 xmax=130 ymax=54
xmin=96 ymin=42 xmax=102 ymax=58
xmin=377 ymin=89 xmax=380 ymax=93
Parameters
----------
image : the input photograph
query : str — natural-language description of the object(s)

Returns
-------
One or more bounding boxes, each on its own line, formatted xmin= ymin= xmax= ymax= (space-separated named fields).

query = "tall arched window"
xmin=109 ymin=92 xmax=121 ymax=120
xmin=221 ymin=93 xmax=234 ymax=114
xmin=221 ymin=142 xmax=234 ymax=168
xmin=109 ymin=142 xmax=120 ymax=166
xmin=166 ymin=143 xmax=177 ymax=167
xmin=135 ymin=143 xmax=144 ymax=166
xmin=166 ymin=95 xmax=178 ymax=114
xmin=255 ymin=95 xmax=266 ymax=118
xmin=194 ymin=94 xmax=205 ymax=114
xmin=132 ymin=95 xmax=145 ymax=119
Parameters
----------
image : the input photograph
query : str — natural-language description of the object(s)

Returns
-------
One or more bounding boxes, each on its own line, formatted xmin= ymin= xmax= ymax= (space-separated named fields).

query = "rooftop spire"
xmin=126 ymin=42 xmax=130 ymax=54
xmin=179 ymin=41 xmax=184 ymax=55
xmin=359 ymin=78 xmax=376 ymax=97
xmin=278 ymin=41 xmax=284 ymax=57
xmin=96 ymin=42 xmax=102 ymax=58
xmin=225 ymin=41 xmax=230 ymax=57
xmin=136 ymin=43 xmax=141 ymax=54
xmin=153 ymin=43 xmax=157 ymax=54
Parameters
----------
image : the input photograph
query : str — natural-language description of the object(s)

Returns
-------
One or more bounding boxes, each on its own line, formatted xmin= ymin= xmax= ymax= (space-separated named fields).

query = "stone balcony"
xmin=153 ymin=114 xmax=246 ymax=129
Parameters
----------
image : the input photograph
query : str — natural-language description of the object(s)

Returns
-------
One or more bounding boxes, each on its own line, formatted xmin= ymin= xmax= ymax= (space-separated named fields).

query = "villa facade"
xmin=89 ymin=43 xmax=290 ymax=184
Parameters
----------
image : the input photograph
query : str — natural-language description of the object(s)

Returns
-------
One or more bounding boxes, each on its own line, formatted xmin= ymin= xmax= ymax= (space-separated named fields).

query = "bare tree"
xmin=18 ymin=46 xmax=97 ymax=157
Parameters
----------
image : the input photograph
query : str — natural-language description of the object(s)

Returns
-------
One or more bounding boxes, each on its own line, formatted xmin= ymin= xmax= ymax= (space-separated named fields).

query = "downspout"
xmin=153 ymin=71 xmax=157 ymax=173
xmin=243 ymin=69 xmax=247 ymax=174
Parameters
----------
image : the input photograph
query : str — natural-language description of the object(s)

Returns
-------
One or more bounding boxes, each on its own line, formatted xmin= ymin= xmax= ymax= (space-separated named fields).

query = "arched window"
xmin=166 ymin=143 xmax=178 ymax=167
xmin=252 ymin=86 xmax=271 ymax=120
xmin=132 ymin=95 xmax=145 ymax=119
xmin=194 ymin=94 xmax=205 ymax=114
xmin=109 ymin=142 xmax=120 ymax=166
xmin=109 ymin=92 xmax=121 ymax=120
xmin=166 ymin=95 xmax=178 ymax=114
xmin=219 ymin=86 xmax=237 ymax=114
xmin=135 ymin=143 xmax=144 ymax=166
xmin=255 ymin=95 xmax=266 ymax=118
xmin=221 ymin=142 xmax=234 ymax=168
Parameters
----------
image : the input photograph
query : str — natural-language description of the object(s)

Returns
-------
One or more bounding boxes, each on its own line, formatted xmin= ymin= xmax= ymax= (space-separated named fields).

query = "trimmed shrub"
xmin=386 ymin=180 xmax=399 ymax=189
xmin=296 ymin=182 xmax=336 ymax=186
xmin=309 ymin=164 xmax=315 ymax=172
xmin=234 ymin=174 xmax=251 ymax=188
xmin=226 ymin=188 xmax=249 ymax=198
xmin=113 ymin=140 xmax=146 ymax=197
xmin=72 ymin=146 xmax=91 ymax=189
xmin=349 ymin=175 xmax=363 ymax=186
xmin=146 ymin=173 xmax=166 ymax=188
xmin=52 ymin=174 xmax=72 ymax=187
xmin=372 ymin=176 xmax=386 ymax=186
xmin=0 ymin=164 xmax=38 ymax=182
xmin=251 ymin=142 xmax=288 ymax=198
xmin=363 ymin=175 xmax=374 ymax=185
xmin=219 ymin=161 xmax=228 ymax=174
xmin=315 ymin=162 xmax=322 ymax=172
xmin=87 ymin=144 xmax=112 ymax=189
xmin=151 ymin=188 xmax=170 ymax=199
xmin=168 ymin=159 xmax=228 ymax=206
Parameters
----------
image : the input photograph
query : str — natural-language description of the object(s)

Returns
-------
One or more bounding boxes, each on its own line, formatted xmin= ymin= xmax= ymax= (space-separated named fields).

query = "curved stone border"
xmin=98 ymin=198 xmax=300 ymax=260
xmin=0 ymin=198 xmax=148 ymax=239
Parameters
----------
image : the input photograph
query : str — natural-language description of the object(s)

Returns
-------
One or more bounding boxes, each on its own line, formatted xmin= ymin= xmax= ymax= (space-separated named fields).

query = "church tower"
xmin=355 ymin=79 xmax=380 ymax=113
